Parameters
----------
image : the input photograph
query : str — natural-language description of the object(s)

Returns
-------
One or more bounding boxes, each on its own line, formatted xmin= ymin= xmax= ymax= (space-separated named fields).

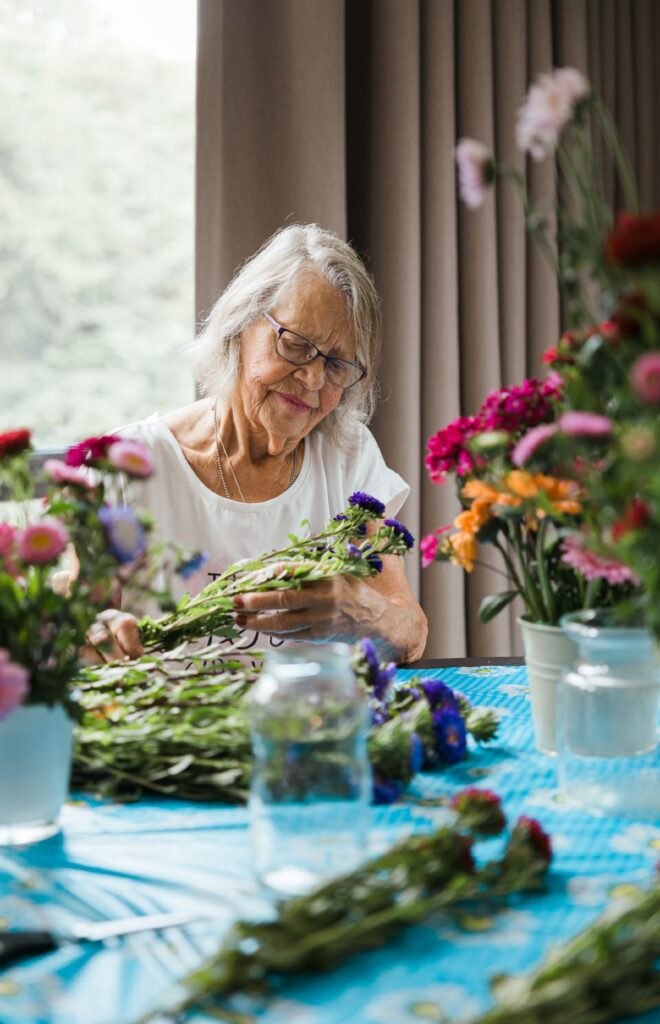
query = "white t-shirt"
xmin=120 ymin=413 xmax=409 ymax=655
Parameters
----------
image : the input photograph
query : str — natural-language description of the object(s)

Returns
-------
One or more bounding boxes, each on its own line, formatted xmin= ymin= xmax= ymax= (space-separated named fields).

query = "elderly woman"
xmin=107 ymin=224 xmax=427 ymax=663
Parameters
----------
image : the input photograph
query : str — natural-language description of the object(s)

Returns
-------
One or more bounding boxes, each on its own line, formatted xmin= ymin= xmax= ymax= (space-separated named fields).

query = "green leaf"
xmin=478 ymin=591 xmax=517 ymax=623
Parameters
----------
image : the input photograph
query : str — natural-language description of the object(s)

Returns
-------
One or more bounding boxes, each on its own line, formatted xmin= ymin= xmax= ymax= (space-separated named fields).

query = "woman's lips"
xmin=276 ymin=392 xmax=314 ymax=412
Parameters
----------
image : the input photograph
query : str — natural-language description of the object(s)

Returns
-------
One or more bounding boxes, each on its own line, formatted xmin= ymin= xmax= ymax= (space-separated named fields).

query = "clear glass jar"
xmin=557 ymin=610 xmax=660 ymax=816
xmin=248 ymin=643 xmax=371 ymax=896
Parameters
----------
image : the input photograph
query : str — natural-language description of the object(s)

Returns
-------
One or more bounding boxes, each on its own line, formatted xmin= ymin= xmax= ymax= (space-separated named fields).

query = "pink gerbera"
xmin=512 ymin=423 xmax=557 ymax=466
xmin=65 ymin=434 xmax=121 ymax=467
xmin=18 ymin=519 xmax=69 ymax=565
xmin=0 ymin=649 xmax=29 ymax=721
xmin=561 ymin=535 xmax=639 ymax=586
xmin=557 ymin=411 xmax=613 ymax=436
xmin=420 ymin=533 xmax=440 ymax=568
xmin=44 ymin=459 xmax=94 ymax=489
xmin=107 ymin=439 xmax=154 ymax=478
xmin=455 ymin=139 xmax=495 ymax=209
xmin=630 ymin=351 xmax=660 ymax=403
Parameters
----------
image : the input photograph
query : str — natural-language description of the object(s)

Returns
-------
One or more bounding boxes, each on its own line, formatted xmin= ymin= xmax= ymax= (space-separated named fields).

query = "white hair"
xmin=188 ymin=224 xmax=381 ymax=451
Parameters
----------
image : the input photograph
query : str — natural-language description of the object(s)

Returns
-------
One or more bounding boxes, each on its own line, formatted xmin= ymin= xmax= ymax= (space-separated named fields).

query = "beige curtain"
xmin=196 ymin=0 xmax=660 ymax=658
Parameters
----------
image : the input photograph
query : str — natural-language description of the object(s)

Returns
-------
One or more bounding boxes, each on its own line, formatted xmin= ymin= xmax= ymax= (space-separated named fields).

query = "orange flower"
xmin=446 ymin=531 xmax=477 ymax=572
xmin=454 ymin=499 xmax=492 ymax=534
xmin=503 ymin=470 xmax=540 ymax=498
xmin=461 ymin=479 xmax=499 ymax=504
xmin=495 ymin=492 xmax=523 ymax=507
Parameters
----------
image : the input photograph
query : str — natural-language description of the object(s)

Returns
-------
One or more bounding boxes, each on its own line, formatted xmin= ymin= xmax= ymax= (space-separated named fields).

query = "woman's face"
xmin=236 ymin=273 xmax=358 ymax=446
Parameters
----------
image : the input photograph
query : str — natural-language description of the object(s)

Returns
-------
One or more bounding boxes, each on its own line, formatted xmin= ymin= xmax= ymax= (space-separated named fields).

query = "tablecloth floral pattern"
xmin=1 ymin=664 xmax=659 ymax=1024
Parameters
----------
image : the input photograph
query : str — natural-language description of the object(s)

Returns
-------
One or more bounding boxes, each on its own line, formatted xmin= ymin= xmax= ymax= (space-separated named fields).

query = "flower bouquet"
xmin=0 ymin=429 xmax=177 ymax=842
xmin=451 ymin=66 xmax=659 ymax=642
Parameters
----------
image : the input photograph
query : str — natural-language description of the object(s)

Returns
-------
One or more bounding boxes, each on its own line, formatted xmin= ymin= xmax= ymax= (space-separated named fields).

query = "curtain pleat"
xmin=196 ymin=0 xmax=659 ymax=658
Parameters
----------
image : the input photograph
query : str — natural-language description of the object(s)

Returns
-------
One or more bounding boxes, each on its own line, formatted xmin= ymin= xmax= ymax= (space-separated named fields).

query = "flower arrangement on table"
xmin=0 ymin=429 xmax=179 ymax=720
xmin=424 ymin=66 xmax=657 ymax=634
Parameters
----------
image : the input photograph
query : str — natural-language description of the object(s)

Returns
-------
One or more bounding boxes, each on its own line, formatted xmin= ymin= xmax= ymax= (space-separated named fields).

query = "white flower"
xmin=516 ymin=67 xmax=590 ymax=160
xmin=455 ymin=138 xmax=494 ymax=209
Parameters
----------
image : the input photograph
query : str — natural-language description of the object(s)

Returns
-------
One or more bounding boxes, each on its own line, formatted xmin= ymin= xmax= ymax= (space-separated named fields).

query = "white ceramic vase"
xmin=517 ymin=616 xmax=578 ymax=754
xmin=0 ymin=703 xmax=74 ymax=845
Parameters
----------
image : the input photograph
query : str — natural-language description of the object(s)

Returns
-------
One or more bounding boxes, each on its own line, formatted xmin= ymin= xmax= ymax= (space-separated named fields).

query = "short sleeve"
xmin=347 ymin=425 xmax=410 ymax=518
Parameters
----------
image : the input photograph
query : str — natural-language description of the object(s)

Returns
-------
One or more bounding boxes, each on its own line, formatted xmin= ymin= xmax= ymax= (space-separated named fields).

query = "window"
xmin=0 ymin=0 xmax=197 ymax=447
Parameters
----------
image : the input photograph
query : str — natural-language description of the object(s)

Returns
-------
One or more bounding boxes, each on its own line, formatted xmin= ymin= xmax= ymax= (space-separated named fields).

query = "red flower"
xmin=543 ymin=347 xmax=573 ymax=365
xmin=604 ymin=211 xmax=660 ymax=267
xmin=0 ymin=429 xmax=31 ymax=460
xmin=65 ymin=434 xmax=121 ymax=467
xmin=514 ymin=815 xmax=552 ymax=865
xmin=612 ymin=497 xmax=650 ymax=540
xmin=450 ymin=787 xmax=507 ymax=837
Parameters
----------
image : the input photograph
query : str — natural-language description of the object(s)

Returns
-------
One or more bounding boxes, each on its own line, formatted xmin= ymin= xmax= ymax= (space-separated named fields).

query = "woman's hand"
xmin=83 ymin=609 xmax=144 ymax=663
xmin=233 ymin=555 xmax=428 ymax=663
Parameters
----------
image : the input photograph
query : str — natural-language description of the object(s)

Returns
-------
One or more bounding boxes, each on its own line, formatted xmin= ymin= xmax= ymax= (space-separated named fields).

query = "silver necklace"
xmin=213 ymin=398 xmax=299 ymax=502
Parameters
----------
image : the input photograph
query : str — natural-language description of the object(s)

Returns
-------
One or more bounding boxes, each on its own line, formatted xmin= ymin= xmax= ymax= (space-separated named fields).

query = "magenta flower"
xmin=561 ymin=535 xmax=640 ymax=585
xmin=65 ymin=434 xmax=121 ymax=467
xmin=420 ymin=532 xmax=439 ymax=568
xmin=426 ymin=416 xmax=479 ymax=483
xmin=0 ymin=522 xmax=20 ymax=577
xmin=512 ymin=423 xmax=558 ymax=466
xmin=44 ymin=459 xmax=93 ymax=489
xmin=0 ymin=649 xmax=29 ymax=721
xmin=107 ymin=439 xmax=155 ymax=478
xmin=516 ymin=67 xmax=589 ymax=160
xmin=18 ymin=519 xmax=69 ymax=565
xmin=455 ymin=139 xmax=494 ymax=209
xmin=478 ymin=378 xmax=558 ymax=435
xmin=557 ymin=411 xmax=613 ymax=436
xmin=630 ymin=351 xmax=660 ymax=403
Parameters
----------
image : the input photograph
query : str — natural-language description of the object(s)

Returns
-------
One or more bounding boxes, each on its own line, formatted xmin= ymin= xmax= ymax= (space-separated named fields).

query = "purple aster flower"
xmin=420 ymin=679 xmax=460 ymax=712
xmin=357 ymin=522 xmax=367 ymax=536
xmin=370 ymin=704 xmax=389 ymax=727
xmin=176 ymin=551 xmax=209 ymax=579
xmin=372 ymin=772 xmax=404 ymax=805
xmin=347 ymin=543 xmax=363 ymax=559
xmin=383 ymin=518 xmax=415 ymax=549
xmin=98 ymin=505 xmax=146 ymax=564
xmin=348 ymin=492 xmax=386 ymax=516
xmin=364 ymin=546 xmax=383 ymax=573
xmin=360 ymin=638 xmax=380 ymax=671
xmin=432 ymin=708 xmax=467 ymax=764
xmin=333 ymin=513 xmax=348 ymax=522
xmin=409 ymin=732 xmax=425 ymax=774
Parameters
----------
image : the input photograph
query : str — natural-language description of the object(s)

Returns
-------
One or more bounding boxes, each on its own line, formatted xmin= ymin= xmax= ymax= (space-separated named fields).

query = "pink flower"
xmin=44 ymin=459 xmax=94 ymax=489
xmin=630 ymin=351 xmax=660 ymax=403
xmin=516 ymin=67 xmax=590 ymax=160
xmin=0 ymin=522 xmax=20 ymax=578
xmin=455 ymin=139 xmax=494 ymax=209
xmin=18 ymin=519 xmax=69 ymax=565
xmin=557 ymin=411 xmax=613 ymax=436
xmin=561 ymin=535 xmax=639 ymax=586
xmin=420 ymin=533 xmax=439 ymax=568
xmin=107 ymin=439 xmax=155 ymax=478
xmin=512 ymin=424 xmax=557 ymax=466
xmin=0 ymin=649 xmax=29 ymax=721
xmin=65 ymin=434 xmax=121 ymax=467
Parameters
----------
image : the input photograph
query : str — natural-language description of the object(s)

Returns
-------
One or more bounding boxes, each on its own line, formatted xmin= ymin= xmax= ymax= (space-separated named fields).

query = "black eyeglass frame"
xmin=263 ymin=311 xmax=366 ymax=389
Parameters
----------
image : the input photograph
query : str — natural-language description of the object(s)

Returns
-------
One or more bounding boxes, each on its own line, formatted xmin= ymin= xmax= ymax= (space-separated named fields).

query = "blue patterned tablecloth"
xmin=1 ymin=663 xmax=659 ymax=1024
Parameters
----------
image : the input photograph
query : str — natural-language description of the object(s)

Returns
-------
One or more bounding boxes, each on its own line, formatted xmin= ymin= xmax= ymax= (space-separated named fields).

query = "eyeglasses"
xmin=263 ymin=312 xmax=366 ymax=389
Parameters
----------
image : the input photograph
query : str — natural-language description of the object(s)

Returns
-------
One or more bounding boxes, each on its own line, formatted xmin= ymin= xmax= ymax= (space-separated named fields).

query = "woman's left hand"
xmin=232 ymin=553 xmax=428 ymax=662
xmin=233 ymin=574 xmax=383 ymax=644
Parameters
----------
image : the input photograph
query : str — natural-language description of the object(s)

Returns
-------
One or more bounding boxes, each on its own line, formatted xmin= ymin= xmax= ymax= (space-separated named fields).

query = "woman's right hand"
xmin=84 ymin=609 xmax=144 ymax=663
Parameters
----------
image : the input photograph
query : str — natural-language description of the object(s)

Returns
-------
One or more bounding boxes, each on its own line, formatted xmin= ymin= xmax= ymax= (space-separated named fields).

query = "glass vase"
xmin=557 ymin=610 xmax=660 ymax=816
xmin=0 ymin=703 xmax=74 ymax=845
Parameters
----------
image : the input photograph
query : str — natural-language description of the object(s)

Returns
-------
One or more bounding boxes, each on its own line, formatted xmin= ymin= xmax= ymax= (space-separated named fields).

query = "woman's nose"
xmin=292 ymin=357 xmax=326 ymax=390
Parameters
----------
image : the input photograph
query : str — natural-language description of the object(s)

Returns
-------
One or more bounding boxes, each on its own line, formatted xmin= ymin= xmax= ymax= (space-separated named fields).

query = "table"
xmin=1 ymin=661 xmax=659 ymax=1024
